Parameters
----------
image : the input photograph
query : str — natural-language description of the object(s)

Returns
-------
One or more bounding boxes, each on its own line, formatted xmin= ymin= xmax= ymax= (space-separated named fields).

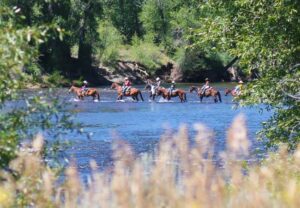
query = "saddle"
xmin=201 ymin=88 xmax=211 ymax=96
xmin=81 ymin=89 xmax=89 ymax=96
xmin=169 ymin=89 xmax=177 ymax=96
xmin=123 ymin=86 xmax=131 ymax=95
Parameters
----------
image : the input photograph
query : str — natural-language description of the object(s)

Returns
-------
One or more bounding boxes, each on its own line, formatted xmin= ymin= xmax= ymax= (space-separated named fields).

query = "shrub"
xmin=46 ymin=70 xmax=67 ymax=87
xmin=121 ymin=35 xmax=171 ymax=72
xmin=0 ymin=6 xmax=77 ymax=168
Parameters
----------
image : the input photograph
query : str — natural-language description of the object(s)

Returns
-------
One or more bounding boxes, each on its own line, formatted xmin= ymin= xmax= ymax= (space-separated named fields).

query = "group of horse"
xmin=68 ymin=82 xmax=237 ymax=103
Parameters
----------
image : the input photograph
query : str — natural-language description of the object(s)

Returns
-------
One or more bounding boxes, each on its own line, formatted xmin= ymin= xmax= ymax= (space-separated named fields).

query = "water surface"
xmin=59 ymin=83 xmax=271 ymax=175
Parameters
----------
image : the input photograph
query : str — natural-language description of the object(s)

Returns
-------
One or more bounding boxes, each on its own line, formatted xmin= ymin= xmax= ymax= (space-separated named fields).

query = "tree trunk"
xmin=224 ymin=56 xmax=239 ymax=70
xmin=78 ymin=39 xmax=92 ymax=74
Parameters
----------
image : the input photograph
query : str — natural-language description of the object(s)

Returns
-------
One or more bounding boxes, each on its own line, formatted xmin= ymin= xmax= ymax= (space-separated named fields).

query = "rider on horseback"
xmin=201 ymin=78 xmax=211 ymax=95
xmin=168 ymin=80 xmax=176 ymax=96
xmin=156 ymin=77 xmax=161 ymax=88
xmin=152 ymin=77 xmax=162 ymax=96
xmin=234 ymin=80 xmax=243 ymax=95
xmin=122 ymin=77 xmax=132 ymax=95
xmin=81 ymin=80 xmax=89 ymax=96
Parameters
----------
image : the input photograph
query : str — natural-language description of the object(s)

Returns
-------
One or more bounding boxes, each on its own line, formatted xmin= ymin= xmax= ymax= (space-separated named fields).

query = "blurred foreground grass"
xmin=1 ymin=115 xmax=300 ymax=207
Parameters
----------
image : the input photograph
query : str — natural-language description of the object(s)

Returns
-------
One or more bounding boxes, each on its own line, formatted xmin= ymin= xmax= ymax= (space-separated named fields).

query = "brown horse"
xmin=68 ymin=85 xmax=100 ymax=101
xmin=189 ymin=86 xmax=222 ymax=103
xmin=111 ymin=82 xmax=144 ymax=101
xmin=156 ymin=87 xmax=187 ymax=102
xmin=225 ymin=88 xmax=237 ymax=97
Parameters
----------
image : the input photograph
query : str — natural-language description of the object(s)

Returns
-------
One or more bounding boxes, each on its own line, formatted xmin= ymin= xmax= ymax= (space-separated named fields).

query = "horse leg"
xmin=139 ymin=91 xmax=144 ymax=101
xmin=167 ymin=94 xmax=171 ymax=101
xmin=217 ymin=92 xmax=222 ymax=102
xmin=79 ymin=94 xmax=83 ymax=100
xmin=181 ymin=93 xmax=186 ymax=102
xmin=151 ymin=94 xmax=155 ymax=101
xmin=135 ymin=95 xmax=139 ymax=101
xmin=118 ymin=94 xmax=123 ymax=100
xmin=179 ymin=94 xmax=183 ymax=103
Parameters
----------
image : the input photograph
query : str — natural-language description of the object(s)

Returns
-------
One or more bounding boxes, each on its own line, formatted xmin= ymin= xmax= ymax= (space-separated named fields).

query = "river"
xmin=54 ymin=83 xmax=272 ymax=176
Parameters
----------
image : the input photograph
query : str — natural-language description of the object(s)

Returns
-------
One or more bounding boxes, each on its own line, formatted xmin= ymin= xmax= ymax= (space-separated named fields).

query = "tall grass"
xmin=1 ymin=115 xmax=300 ymax=207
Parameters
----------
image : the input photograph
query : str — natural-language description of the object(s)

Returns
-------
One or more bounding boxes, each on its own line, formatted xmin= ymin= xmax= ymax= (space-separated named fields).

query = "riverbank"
xmin=25 ymin=59 xmax=242 ymax=89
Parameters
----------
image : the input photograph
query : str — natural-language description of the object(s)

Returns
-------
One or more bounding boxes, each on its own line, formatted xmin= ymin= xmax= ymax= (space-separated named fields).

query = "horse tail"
xmin=184 ymin=92 xmax=187 ymax=102
xmin=139 ymin=91 xmax=144 ymax=101
xmin=217 ymin=91 xmax=222 ymax=102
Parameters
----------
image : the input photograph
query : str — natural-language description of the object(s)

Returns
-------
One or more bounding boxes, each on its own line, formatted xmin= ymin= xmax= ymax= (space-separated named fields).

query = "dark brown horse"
xmin=111 ymin=82 xmax=144 ymax=101
xmin=189 ymin=86 xmax=222 ymax=103
xmin=156 ymin=87 xmax=187 ymax=102
xmin=225 ymin=88 xmax=237 ymax=97
xmin=68 ymin=85 xmax=100 ymax=101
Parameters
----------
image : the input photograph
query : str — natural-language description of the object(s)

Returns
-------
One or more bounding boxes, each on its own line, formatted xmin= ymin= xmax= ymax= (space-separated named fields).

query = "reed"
xmin=1 ymin=114 xmax=300 ymax=207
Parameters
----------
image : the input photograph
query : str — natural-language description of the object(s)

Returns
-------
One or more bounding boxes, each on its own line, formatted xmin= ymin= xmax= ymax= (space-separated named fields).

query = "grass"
xmin=1 ymin=114 xmax=300 ymax=207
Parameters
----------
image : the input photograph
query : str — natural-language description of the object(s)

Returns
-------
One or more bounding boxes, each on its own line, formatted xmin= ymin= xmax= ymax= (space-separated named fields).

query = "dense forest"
xmin=0 ymin=0 xmax=299 ymax=171
xmin=1 ymin=0 xmax=240 ymax=85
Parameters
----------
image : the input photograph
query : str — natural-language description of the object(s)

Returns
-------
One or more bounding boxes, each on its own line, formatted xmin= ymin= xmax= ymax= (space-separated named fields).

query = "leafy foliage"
xmin=189 ymin=0 xmax=300 ymax=147
xmin=0 ymin=6 xmax=78 ymax=167
xmin=121 ymin=35 xmax=171 ymax=72
xmin=95 ymin=21 xmax=124 ymax=64
xmin=102 ymin=0 xmax=144 ymax=42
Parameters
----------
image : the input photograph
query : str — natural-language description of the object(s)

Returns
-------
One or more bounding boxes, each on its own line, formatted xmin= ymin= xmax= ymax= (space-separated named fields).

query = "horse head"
xmin=111 ymin=82 xmax=118 ymax=89
xmin=224 ymin=88 xmax=230 ymax=96
xmin=189 ymin=86 xmax=197 ymax=93
xmin=144 ymin=84 xmax=152 ymax=90
xmin=68 ymin=85 xmax=75 ymax=93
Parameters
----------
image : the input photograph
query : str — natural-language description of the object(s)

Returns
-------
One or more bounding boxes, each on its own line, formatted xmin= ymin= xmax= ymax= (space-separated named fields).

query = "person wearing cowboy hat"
xmin=168 ymin=80 xmax=176 ymax=96
xmin=81 ymin=80 xmax=89 ymax=96
xmin=201 ymin=78 xmax=211 ymax=95
xmin=122 ymin=77 xmax=132 ymax=95
xmin=155 ymin=77 xmax=161 ymax=88
xmin=148 ymin=77 xmax=161 ymax=96
xmin=234 ymin=80 xmax=244 ymax=95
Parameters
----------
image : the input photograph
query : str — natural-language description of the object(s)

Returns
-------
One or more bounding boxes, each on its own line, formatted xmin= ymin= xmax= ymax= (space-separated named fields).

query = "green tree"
xmin=2 ymin=0 xmax=103 ymax=76
xmin=102 ymin=0 xmax=144 ymax=42
xmin=190 ymin=0 xmax=300 ymax=148
xmin=140 ymin=0 xmax=174 ymax=46
xmin=0 ymin=6 xmax=77 ymax=168
xmin=96 ymin=20 xmax=124 ymax=64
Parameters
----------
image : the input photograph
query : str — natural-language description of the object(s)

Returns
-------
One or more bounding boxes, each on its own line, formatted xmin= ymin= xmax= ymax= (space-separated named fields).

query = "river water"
xmin=55 ymin=83 xmax=272 ymax=176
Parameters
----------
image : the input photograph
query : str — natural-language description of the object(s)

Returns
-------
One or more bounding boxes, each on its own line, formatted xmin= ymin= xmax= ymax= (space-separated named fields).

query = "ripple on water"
xmin=20 ymin=85 xmax=272 ymax=176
